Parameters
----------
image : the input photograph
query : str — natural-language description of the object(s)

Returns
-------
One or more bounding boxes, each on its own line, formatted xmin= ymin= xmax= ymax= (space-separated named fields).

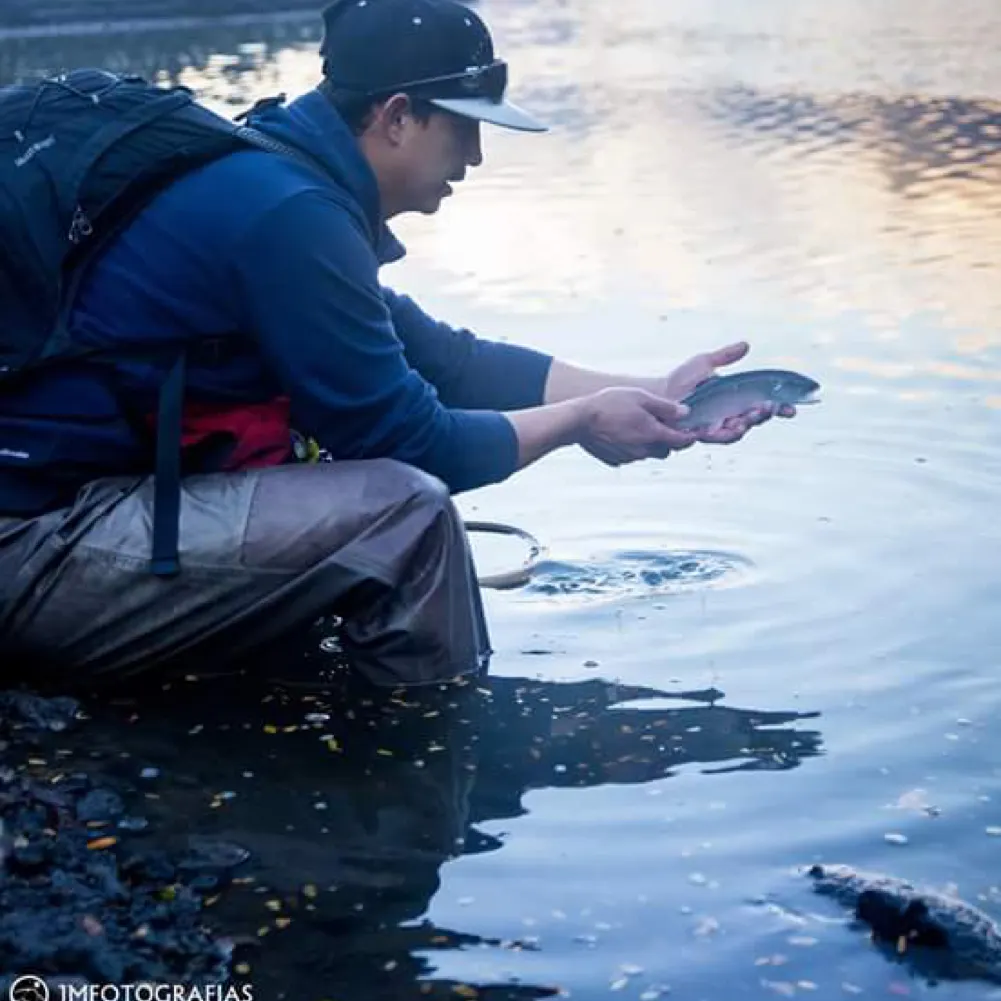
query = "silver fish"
xmin=676 ymin=368 xmax=820 ymax=431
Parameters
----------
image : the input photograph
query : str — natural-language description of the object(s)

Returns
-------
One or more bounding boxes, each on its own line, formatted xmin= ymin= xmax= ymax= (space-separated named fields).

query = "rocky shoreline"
xmin=0 ymin=689 xmax=244 ymax=993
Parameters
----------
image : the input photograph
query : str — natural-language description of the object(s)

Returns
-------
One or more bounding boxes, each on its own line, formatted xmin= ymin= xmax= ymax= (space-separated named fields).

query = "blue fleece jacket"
xmin=0 ymin=88 xmax=553 ymax=515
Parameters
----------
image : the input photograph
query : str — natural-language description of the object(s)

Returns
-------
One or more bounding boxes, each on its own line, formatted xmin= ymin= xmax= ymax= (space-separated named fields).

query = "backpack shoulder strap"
xmin=234 ymin=125 xmax=331 ymax=179
xmin=61 ymin=85 xmax=195 ymax=235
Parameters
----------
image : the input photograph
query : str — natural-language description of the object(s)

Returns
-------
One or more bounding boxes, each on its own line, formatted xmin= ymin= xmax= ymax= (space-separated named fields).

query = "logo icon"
xmin=9 ymin=976 xmax=49 ymax=1001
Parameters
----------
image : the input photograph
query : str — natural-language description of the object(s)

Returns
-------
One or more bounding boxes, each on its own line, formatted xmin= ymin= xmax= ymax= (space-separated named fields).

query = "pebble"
xmin=117 ymin=816 xmax=150 ymax=833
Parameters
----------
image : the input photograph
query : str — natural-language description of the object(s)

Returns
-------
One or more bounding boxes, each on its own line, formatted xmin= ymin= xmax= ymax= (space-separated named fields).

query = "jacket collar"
xmin=250 ymin=87 xmax=406 ymax=265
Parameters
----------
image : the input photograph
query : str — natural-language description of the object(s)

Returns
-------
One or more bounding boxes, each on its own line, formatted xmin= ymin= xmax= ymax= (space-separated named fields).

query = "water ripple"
xmin=519 ymin=549 xmax=756 ymax=602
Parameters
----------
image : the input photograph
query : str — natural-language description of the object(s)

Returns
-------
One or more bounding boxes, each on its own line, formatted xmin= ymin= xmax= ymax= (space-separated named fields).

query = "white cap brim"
xmin=428 ymin=95 xmax=548 ymax=132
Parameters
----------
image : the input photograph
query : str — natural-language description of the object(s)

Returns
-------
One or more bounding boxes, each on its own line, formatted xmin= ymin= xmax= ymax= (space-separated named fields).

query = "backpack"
xmin=0 ymin=68 xmax=320 ymax=576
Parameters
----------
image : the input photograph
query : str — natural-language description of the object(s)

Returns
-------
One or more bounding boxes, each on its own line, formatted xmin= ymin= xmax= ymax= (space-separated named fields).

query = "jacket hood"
xmin=245 ymin=88 xmax=406 ymax=265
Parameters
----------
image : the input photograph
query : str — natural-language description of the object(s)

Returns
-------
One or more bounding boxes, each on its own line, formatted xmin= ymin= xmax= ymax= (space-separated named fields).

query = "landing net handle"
xmin=463 ymin=520 xmax=546 ymax=590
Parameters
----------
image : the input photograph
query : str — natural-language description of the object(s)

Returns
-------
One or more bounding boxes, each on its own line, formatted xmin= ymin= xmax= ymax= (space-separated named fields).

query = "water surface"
xmin=3 ymin=2 xmax=1000 ymax=998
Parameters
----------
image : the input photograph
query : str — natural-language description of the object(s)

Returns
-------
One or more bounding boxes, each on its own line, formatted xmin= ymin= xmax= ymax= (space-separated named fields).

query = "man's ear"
xmin=379 ymin=93 xmax=416 ymax=144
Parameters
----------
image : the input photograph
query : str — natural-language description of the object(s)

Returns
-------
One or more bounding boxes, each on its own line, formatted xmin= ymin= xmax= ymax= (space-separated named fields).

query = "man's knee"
xmin=357 ymin=460 xmax=468 ymax=564
xmin=242 ymin=460 xmax=457 ymax=572
xmin=364 ymin=458 xmax=451 ymax=514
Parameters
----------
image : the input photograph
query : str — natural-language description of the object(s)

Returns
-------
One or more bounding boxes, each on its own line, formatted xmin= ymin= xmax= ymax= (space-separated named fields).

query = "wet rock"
xmin=76 ymin=789 xmax=126 ymax=824
xmin=0 ymin=689 xmax=232 ymax=986
xmin=0 ymin=690 xmax=81 ymax=735
xmin=117 ymin=816 xmax=150 ymax=833
xmin=807 ymin=863 xmax=1001 ymax=985
xmin=8 ymin=836 xmax=55 ymax=876
xmin=174 ymin=837 xmax=251 ymax=894
xmin=182 ymin=836 xmax=252 ymax=873
xmin=120 ymin=849 xmax=178 ymax=886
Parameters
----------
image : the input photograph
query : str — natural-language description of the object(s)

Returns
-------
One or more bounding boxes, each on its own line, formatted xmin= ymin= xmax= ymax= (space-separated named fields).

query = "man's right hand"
xmin=576 ymin=387 xmax=696 ymax=467
xmin=506 ymin=387 xmax=696 ymax=472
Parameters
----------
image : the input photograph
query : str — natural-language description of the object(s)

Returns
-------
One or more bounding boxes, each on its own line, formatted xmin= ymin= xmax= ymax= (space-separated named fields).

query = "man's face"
xmin=395 ymin=105 xmax=483 ymax=214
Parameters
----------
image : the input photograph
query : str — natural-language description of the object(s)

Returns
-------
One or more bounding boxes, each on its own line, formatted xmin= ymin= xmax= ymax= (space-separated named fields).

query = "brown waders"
xmin=0 ymin=460 xmax=491 ymax=689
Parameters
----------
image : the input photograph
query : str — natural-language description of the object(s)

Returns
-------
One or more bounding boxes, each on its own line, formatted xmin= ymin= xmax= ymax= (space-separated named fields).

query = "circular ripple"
xmin=518 ymin=549 xmax=756 ymax=601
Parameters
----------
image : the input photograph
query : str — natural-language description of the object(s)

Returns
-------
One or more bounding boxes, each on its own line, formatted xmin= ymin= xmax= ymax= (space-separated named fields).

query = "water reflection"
xmin=0 ymin=15 xmax=320 ymax=95
xmin=3 ymin=4 xmax=1000 ymax=333
xmin=703 ymin=87 xmax=1001 ymax=200
xmin=66 ymin=673 xmax=822 ymax=999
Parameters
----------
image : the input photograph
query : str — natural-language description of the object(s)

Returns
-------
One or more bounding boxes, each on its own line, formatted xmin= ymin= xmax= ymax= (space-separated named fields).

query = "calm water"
xmin=4 ymin=1 xmax=1001 ymax=998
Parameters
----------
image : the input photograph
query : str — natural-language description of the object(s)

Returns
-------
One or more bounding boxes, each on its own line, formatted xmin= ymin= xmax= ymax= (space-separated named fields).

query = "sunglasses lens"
xmin=485 ymin=61 xmax=507 ymax=100
xmin=457 ymin=61 xmax=507 ymax=100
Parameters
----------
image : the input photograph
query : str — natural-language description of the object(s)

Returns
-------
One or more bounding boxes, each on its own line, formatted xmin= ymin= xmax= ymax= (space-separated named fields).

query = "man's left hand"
xmin=654 ymin=340 xmax=794 ymax=446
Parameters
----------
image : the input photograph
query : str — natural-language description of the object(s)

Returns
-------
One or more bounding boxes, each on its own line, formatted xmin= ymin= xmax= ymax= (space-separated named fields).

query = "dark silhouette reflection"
xmin=56 ymin=671 xmax=823 ymax=1001
xmin=702 ymin=85 xmax=1001 ymax=200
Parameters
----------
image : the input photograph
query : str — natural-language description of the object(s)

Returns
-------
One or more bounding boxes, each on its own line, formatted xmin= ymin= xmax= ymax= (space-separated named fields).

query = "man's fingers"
xmin=652 ymin=426 xmax=698 ymax=449
xmin=736 ymin=403 xmax=776 ymax=426
xmin=705 ymin=341 xmax=749 ymax=368
xmin=642 ymin=393 xmax=691 ymax=424
xmin=698 ymin=422 xmax=746 ymax=444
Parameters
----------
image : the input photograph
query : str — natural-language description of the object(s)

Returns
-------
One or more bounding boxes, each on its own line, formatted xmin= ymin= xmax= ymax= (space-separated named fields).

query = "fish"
xmin=807 ymin=863 xmax=1001 ymax=985
xmin=676 ymin=368 xmax=820 ymax=431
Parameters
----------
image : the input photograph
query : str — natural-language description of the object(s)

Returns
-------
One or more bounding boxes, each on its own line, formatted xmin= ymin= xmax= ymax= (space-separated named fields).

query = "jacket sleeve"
xmin=230 ymin=190 xmax=519 ymax=494
xmin=381 ymin=287 xmax=553 ymax=411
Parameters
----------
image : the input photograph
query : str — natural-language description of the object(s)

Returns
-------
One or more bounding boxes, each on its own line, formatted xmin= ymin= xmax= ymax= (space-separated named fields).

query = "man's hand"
xmin=533 ymin=342 xmax=796 ymax=467
xmin=652 ymin=340 xmax=795 ymax=445
xmin=507 ymin=387 xmax=696 ymax=471
xmin=657 ymin=340 xmax=751 ymax=400
xmin=575 ymin=387 xmax=697 ymax=467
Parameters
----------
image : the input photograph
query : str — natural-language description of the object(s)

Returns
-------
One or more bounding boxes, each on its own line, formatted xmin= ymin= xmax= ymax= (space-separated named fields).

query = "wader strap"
xmin=150 ymin=349 xmax=186 ymax=577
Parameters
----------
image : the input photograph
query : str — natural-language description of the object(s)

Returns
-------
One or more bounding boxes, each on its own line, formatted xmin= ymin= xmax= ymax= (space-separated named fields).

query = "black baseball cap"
xmin=320 ymin=0 xmax=548 ymax=132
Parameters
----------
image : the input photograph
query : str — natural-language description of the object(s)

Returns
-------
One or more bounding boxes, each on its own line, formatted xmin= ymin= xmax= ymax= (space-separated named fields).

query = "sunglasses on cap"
xmin=366 ymin=60 xmax=508 ymax=103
